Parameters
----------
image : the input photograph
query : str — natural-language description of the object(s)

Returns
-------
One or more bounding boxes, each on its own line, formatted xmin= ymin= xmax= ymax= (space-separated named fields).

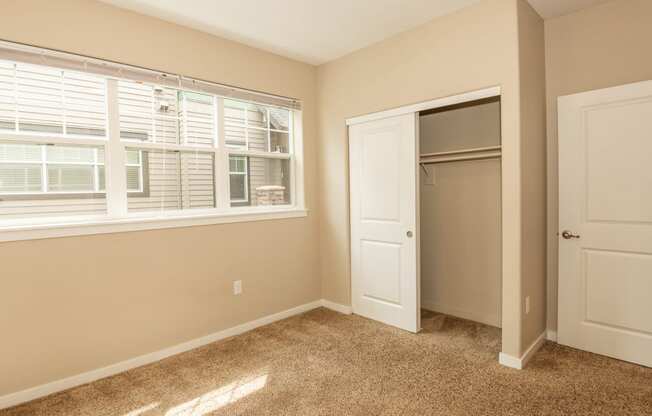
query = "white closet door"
xmin=558 ymin=80 xmax=652 ymax=367
xmin=349 ymin=114 xmax=419 ymax=333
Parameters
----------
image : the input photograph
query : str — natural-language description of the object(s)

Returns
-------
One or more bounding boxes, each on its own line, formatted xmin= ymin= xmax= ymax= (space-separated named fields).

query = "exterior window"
xmin=0 ymin=57 xmax=300 ymax=227
xmin=125 ymin=149 xmax=143 ymax=193
xmin=224 ymin=99 xmax=292 ymax=207
xmin=0 ymin=142 xmax=105 ymax=195
xmin=229 ymin=155 xmax=248 ymax=205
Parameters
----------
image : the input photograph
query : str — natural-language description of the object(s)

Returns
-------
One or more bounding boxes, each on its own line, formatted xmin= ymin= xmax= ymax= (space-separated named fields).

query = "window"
xmin=229 ymin=155 xmax=248 ymax=205
xmin=223 ymin=99 xmax=292 ymax=207
xmin=0 ymin=56 xmax=303 ymax=233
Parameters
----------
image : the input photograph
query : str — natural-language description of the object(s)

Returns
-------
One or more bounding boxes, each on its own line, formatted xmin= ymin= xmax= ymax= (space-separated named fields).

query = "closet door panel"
xmin=349 ymin=113 xmax=418 ymax=333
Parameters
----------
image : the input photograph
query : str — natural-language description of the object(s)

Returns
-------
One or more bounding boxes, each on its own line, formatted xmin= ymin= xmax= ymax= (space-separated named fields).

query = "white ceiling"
xmin=100 ymin=0 xmax=481 ymax=65
xmin=100 ymin=0 xmax=612 ymax=65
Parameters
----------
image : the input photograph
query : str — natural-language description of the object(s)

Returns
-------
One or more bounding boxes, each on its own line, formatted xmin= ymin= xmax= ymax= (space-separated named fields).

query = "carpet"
xmin=2 ymin=308 xmax=651 ymax=415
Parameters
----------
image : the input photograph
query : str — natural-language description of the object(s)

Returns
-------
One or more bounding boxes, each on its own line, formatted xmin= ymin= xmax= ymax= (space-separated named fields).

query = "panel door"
xmin=349 ymin=114 xmax=418 ymax=332
xmin=558 ymin=80 xmax=652 ymax=367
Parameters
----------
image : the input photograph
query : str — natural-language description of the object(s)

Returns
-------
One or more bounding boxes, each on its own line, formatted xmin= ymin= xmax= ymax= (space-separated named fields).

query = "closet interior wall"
xmin=419 ymin=98 xmax=502 ymax=328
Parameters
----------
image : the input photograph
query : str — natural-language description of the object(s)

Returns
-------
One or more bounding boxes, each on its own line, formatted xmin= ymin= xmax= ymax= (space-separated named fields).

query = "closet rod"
xmin=420 ymin=145 xmax=501 ymax=158
xmin=420 ymin=151 xmax=501 ymax=165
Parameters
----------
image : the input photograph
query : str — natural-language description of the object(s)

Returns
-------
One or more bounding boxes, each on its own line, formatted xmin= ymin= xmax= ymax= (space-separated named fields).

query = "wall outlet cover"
xmin=233 ymin=280 xmax=242 ymax=295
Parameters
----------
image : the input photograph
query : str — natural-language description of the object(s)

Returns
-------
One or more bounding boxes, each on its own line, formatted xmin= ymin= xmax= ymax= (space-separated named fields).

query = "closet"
xmin=419 ymin=97 xmax=502 ymax=328
xmin=348 ymin=87 xmax=503 ymax=334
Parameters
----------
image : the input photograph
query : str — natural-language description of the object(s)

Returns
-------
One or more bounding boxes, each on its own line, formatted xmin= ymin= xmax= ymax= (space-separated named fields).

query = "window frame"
xmin=0 ymin=65 xmax=306 ymax=242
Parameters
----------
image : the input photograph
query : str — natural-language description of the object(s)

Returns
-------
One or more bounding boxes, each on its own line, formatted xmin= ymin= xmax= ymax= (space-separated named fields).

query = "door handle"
xmin=561 ymin=230 xmax=580 ymax=240
xmin=406 ymin=231 xmax=414 ymax=238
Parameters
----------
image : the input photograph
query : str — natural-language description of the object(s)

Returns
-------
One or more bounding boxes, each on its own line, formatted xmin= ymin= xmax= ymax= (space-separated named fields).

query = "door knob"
xmin=561 ymin=230 xmax=580 ymax=240
xmin=406 ymin=231 xmax=413 ymax=238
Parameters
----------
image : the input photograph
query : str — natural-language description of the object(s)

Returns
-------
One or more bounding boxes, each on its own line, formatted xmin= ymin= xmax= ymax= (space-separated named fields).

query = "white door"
xmin=349 ymin=114 xmax=419 ymax=332
xmin=558 ymin=80 xmax=652 ymax=367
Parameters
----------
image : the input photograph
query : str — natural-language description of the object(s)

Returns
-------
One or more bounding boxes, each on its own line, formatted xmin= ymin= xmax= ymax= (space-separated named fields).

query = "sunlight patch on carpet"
xmin=164 ymin=374 xmax=268 ymax=416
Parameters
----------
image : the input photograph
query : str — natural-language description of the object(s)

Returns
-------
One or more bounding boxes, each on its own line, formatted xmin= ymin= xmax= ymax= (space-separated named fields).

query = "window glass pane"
xmin=229 ymin=155 xmax=247 ymax=204
xmin=231 ymin=157 xmax=290 ymax=207
xmin=247 ymin=128 xmax=267 ymax=151
xmin=229 ymin=174 xmax=246 ymax=202
xmin=0 ymin=61 xmax=107 ymax=137
xmin=126 ymin=165 xmax=141 ymax=191
xmin=269 ymin=107 xmax=289 ymax=131
xmin=179 ymin=91 xmax=214 ymax=147
xmin=180 ymin=152 xmax=215 ymax=209
xmin=119 ymin=82 xmax=216 ymax=148
xmin=63 ymin=71 xmax=107 ymax=137
xmin=98 ymin=166 xmax=105 ymax=191
xmin=46 ymin=146 xmax=97 ymax=164
xmin=0 ymin=142 xmax=106 ymax=220
xmin=118 ymin=80 xmax=153 ymax=142
xmin=119 ymin=81 xmax=180 ymax=145
xmin=16 ymin=64 xmax=64 ymax=134
xmin=47 ymin=165 xmax=95 ymax=192
xmin=0 ymin=164 xmax=42 ymax=193
xmin=224 ymin=99 xmax=246 ymax=149
xmin=270 ymin=131 xmax=290 ymax=153
xmin=229 ymin=156 xmax=246 ymax=173
xmin=125 ymin=149 xmax=140 ymax=165
xmin=0 ymin=142 xmax=41 ymax=162
xmin=127 ymin=148 xmax=215 ymax=212
xmin=247 ymin=105 xmax=267 ymax=129
xmin=0 ymin=61 xmax=15 ymax=131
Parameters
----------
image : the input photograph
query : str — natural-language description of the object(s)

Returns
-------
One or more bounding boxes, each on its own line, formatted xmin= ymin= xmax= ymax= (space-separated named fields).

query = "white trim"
xmin=292 ymin=110 xmax=305 ymax=208
xmin=226 ymin=149 xmax=291 ymax=160
xmin=0 ymin=132 xmax=107 ymax=147
xmin=421 ymin=299 xmax=500 ymax=328
xmin=498 ymin=331 xmax=546 ymax=370
xmin=0 ymin=208 xmax=308 ymax=242
xmin=105 ymin=78 xmax=127 ymax=217
xmin=321 ymin=299 xmax=353 ymax=315
xmin=546 ymin=329 xmax=557 ymax=342
xmin=0 ymin=299 xmax=325 ymax=410
xmin=345 ymin=86 xmax=501 ymax=126
xmin=121 ymin=141 xmax=220 ymax=154
xmin=498 ymin=352 xmax=522 ymax=369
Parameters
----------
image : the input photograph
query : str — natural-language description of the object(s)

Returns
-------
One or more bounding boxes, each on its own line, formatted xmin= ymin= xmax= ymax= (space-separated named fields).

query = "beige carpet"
xmin=2 ymin=308 xmax=651 ymax=416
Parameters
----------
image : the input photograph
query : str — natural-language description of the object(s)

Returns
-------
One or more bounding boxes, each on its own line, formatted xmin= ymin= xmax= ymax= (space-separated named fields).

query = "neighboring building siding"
xmin=223 ymin=100 xmax=287 ymax=206
xmin=0 ymin=61 xmax=107 ymax=219
xmin=0 ymin=72 xmax=288 ymax=217
xmin=121 ymin=83 xmax=216 ymax=212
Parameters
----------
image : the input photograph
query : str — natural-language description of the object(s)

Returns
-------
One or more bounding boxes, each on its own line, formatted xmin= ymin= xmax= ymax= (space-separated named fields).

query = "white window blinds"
xmin=0 ymin=40 xmax=300 ymax=111
xmin=0 ymin=61 xmax=107 ymax=137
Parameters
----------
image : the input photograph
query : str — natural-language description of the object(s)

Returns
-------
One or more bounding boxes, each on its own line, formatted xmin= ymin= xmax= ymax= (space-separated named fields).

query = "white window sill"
xmin=0 ymin=207 xmax=308 ymax=242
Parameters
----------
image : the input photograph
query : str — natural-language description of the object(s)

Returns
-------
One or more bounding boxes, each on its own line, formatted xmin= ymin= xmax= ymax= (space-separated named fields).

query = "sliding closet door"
xmin=349 ymin=114 xmax=418 ymax=333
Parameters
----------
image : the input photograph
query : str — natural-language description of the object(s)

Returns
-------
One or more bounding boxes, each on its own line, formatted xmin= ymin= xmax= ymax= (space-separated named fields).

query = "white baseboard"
xmin=499 ymin=331 xmax=546 ymax=370
xmin=321 ymin=299 xmax=352 ymax=315
xmin=421 ymin=299 xmax=500 ymax=328
xmin=546 ymin=329 xmax=557 ymax=342
xmin=0 ymin=299 xmax=335 ymax=410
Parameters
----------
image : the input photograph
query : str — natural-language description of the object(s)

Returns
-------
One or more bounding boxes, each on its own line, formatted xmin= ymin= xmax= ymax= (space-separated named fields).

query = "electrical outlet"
xmin=525 ymin=296 xmax=530 ymax=315
xmin=233 ymin=280 xmax=242 ymax=295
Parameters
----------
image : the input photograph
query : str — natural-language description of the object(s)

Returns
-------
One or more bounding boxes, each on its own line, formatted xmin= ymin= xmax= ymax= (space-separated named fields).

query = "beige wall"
xmin=317 ymin=0 xmax=526 ymax=357
xmin=419 ymin=102 xmax=502 ymax=328
xmin=517 ymin=0 xmax=547 ymax=349
xmin=544 ymin=0 xmax=652 ymax=333
xmin=0 ymin=0 xmax=320 ymax=396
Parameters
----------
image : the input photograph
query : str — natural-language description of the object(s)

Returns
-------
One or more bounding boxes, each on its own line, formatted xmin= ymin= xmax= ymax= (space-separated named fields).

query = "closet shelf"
xmin=419 ymin=145 xmax=501 ymax=165
xmin=419 ymin=145 xmax=501 ymax=158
